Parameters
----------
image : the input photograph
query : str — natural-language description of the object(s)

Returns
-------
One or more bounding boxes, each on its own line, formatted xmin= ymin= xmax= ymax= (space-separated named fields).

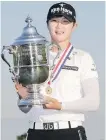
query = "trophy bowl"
xmin=12 ymin=43 xmax=49 ymax=85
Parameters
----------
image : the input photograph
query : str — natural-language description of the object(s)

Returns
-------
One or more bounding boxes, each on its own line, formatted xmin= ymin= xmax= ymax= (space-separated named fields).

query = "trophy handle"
xmin=1 ymin=45 xmax=16 ymax=76
xmin=1 ymin=46 xmax=11 ymax=67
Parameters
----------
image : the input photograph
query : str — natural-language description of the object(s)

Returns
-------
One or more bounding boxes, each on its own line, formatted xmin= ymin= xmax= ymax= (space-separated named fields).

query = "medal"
xmin=45 ymin=86 xmax=52 ymax=95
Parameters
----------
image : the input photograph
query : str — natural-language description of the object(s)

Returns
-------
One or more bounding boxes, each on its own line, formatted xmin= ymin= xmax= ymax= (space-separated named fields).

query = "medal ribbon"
xmin=48 ymin=43 xmax=73 ymax=85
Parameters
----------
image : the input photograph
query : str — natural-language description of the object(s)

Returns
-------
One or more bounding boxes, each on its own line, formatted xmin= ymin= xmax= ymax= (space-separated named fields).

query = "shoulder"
xmin=74 ymin=48 xmax=90 ymax=57
xmin=74 ymin=48 xmax=94 ymax=62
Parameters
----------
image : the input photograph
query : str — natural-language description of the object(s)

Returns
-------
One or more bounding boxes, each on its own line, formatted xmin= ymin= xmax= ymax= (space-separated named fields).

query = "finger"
xmin=15 ymin=83 xmax=22 ymax=89
xmin=44 ymin=96 xmax=57 ymax=103
xmin=15 ymin=84 xmax=20 ymax=91
xmin=45 ymin=104 xmax=51 ymax=109
xmin=51 ymin=46 xmax=58 ymax=52
xmin=45 ymin=103 xmax=55 ymax=109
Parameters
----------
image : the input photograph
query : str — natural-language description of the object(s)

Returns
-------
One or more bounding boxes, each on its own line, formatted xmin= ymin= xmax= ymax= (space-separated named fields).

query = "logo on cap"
xmin=51 ymin=4 xmax=72 ymax=15
xmin=59 ymin=3 xmax=65 ymax=7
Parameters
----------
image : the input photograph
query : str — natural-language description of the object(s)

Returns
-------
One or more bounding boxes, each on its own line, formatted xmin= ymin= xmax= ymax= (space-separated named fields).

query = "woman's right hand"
xmin=15 ymin=83 xmax=28 ymax=99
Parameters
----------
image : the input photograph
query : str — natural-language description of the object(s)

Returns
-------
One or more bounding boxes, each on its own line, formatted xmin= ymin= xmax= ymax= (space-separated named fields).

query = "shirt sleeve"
xmin=80 ymin=52 xmax=98 ymax=81
xmin=61 ymin=77 xmax=100 ymax=113
xmin=61 ymin=52 xmax=100 ymax=113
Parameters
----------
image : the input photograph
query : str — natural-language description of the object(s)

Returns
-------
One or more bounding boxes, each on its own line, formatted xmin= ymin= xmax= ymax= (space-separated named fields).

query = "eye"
xmin=62 ymin=20 xmax=70 ymax=24
xmin=50 ymin=19 xmax=58 ymax=22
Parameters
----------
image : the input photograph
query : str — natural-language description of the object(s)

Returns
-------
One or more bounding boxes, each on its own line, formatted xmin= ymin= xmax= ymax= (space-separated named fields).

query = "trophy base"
xmin=18 ymin=98 xmax=45 ymax=106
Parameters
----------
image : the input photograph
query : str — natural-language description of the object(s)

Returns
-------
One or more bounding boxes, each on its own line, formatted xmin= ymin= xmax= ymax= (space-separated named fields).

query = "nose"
xmin=56 ymin=21 xmax=62 ymax=28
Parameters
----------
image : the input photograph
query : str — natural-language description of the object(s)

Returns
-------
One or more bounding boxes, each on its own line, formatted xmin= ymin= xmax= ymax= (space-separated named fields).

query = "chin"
xmin=52 ymin=37 xmax=65 ymax=43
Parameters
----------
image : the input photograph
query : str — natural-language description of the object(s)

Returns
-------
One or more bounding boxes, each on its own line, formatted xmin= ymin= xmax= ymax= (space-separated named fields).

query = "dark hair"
xmin=46 ymin=15 xmax=76 ymax=25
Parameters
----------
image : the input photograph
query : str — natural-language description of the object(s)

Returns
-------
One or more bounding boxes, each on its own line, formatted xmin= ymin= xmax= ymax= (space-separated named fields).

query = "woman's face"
xmin=48 ymin=16 xmax=77 ymax=43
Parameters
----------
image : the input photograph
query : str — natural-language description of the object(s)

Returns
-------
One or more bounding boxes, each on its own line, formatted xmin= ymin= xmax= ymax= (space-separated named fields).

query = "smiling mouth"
xmin=55 ymin=31 xmax=64 ymax=35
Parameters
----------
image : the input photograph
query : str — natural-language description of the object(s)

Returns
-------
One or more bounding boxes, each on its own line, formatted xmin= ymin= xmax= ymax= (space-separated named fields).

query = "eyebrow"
xmin=51 ymin=17 xmax=68 ymax=20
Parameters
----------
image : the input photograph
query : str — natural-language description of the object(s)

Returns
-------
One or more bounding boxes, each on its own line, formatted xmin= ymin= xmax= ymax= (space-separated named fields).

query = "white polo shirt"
xmin=27 ymin=45 xmax=98 ymax=123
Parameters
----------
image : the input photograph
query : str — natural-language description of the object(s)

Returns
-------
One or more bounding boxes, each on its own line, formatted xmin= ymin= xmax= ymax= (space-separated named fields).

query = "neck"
xmin=52 ymin=40 xmax=70 ymax=51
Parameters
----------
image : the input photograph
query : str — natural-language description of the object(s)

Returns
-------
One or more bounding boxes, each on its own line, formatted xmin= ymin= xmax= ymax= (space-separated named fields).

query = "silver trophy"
xmin=1 ymin=16 xmax=60 ymax=108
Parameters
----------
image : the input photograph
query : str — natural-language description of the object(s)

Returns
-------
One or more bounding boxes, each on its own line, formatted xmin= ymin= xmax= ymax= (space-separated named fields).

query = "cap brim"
xmin=49 ymin=13 xmax=75 ymax=22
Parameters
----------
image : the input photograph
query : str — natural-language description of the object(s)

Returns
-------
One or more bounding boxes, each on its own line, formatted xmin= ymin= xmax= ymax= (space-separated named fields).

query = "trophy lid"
xmin=12 ymin=16 xmax=47 ymax=45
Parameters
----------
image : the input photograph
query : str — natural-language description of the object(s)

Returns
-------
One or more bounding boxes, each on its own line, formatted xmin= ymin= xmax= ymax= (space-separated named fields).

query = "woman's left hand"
xmin=43 ymin=96 xmax=62 ymax=110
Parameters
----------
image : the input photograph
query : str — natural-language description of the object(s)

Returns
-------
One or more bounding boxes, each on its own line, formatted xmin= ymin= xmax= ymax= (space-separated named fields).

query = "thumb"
xmin=45 ymin=103 xmax=53 ymax=109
